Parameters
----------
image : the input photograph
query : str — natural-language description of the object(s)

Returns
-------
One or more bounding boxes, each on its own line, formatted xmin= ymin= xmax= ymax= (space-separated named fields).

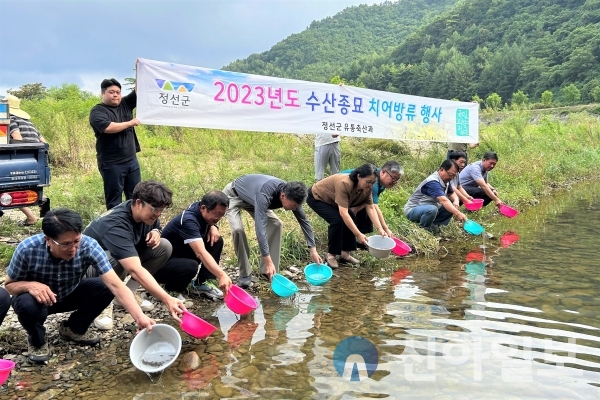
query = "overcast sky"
xmin=1 ymin=0 xmax=378 ymax=96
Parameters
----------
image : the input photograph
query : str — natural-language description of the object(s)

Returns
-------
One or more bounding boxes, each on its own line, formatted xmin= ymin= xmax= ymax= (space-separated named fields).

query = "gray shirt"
xmin=233 ymin=174 xmax=316 ymax=257
xmin=459 ymin=161 xmax=489 ymax=192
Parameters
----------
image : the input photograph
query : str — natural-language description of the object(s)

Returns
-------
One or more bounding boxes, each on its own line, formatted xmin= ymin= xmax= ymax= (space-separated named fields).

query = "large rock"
xmin=177 ymin=351 xmax=200 ymax=372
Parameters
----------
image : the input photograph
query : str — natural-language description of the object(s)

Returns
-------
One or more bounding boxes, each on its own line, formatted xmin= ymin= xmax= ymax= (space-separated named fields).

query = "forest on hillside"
xmin=225 ymin=0 xmax=600 ymax=107
xmin=223 ymin=0 xmax=458 ymax=83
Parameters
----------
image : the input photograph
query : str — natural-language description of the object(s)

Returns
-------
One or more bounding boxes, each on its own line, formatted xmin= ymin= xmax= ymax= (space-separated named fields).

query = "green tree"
xmin=7 ymin=83 xmax=47 ymax=100
xmin=590 ymin=86 xmax=600 ymax=103
xmin=541 ymin=90 xmax=553 ymax=106
xmin=511 ymin=90 xmax=528 ymax=106
xmin=485 ymin=92 xmax=502 ymax=110
xmin=562 ymin=84 xmax=581 ymax=105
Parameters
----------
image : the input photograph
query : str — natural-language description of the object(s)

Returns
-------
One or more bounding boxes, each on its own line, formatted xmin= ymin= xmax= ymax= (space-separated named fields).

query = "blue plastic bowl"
xmin=271 ymin=274 xmax=299 ymax=297
xmin=304 ymin=263 xmax=333 ymax=286
xmin=464 ymin=220 xmax=485 ymax=235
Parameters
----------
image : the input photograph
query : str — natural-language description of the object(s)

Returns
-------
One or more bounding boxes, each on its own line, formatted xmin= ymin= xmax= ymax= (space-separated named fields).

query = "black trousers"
xmin=464 ymin=187 xmax=493 ymax=207
xmin=155 ymin=237 xmax=224 ymax=291
xmin=307 ymin=188 xmax=357 ymax=255
xmin=98 ymin=157 xmax=141 ymax=210
xmin=0 ymin=287 xmax=10 ymax=326
xmin=11 ymin=278 xmax=113 ymax=347
xmin=355 ymin=208 xmax=373 ymax=234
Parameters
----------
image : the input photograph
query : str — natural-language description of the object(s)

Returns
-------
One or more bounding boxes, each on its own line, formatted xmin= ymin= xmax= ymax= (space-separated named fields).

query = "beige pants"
xmin=223 ymin=182 xmax=282 ymax=277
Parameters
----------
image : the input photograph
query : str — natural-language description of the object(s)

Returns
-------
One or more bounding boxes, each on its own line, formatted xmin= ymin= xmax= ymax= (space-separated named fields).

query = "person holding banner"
xmin=314 ymin=132 xmax=341 ymax=182
xmin=223 ymin=175 xmax=322 ymax=288
xmin=403 ymin=160 xmax=467 ymax=234
xmin=89 ymin=78 xmax=141 ymax=210
xmin=307 ymin=163 xmax=387 ymax=269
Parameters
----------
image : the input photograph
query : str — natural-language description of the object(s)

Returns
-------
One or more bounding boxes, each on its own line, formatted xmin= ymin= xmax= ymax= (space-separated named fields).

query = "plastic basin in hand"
xmin=464 ymin=220 xmax=484 ymax=235
xmin=0 ymin=359 xmax=15 ymax=385
xmin=181 ymin=310 xmax=217 ymax=339
xmin=464 ymin=198 xmax=484 ymax=211
xmin=225 ymin=285 xmax=258 ymax=315
xmin=366 ymin=235 xmax=396 ymax=258
xmin=129 ymin=324 xmax=182 ymax=374
xmin=271 ymin=274 xmax=298 ymax=297
xmin=304 ymin=263 xmax=333 ymax=286
xmin=392 ymin=238 xmax=411 ymax=256
xmin=499 ymin=204 xmax=519 ymax=218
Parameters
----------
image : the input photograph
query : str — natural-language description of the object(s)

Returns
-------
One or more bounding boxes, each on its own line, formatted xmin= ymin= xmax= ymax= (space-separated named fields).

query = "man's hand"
xmin=217 ymin=274 xmax=232 ymax=297
xmin=309 ymin=247 xmax=323 ymax=265
xmin=264 ymin=260 xmax=276 ymax=282
xmin=130 ymin=118 xmax=141 ymax=127
xmin=456 ymin=212 xmax=468 ymax=223
xmin=495 ymin=199 xmax=503 ymax=207
xmin=164 ymin=296 xmax=186 ymax=323
xmin=135 ymin=314 xmax=156 ymax=333
xmin=28 ymin=282 xmax=57 ymax=306
xmin=207 ymin=226 xmax=220 ymax=246
xmin=145 ymin=230 xmax=161 ymax=249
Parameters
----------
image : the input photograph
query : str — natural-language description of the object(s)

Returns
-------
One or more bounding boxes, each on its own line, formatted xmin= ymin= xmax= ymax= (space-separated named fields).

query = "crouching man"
xmin=5 ymin=208 xmax=155 ymax=363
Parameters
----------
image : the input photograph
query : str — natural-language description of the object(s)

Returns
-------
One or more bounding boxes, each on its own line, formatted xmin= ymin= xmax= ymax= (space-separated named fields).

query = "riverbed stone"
xmin=33 ymin=389 xmax=65 ymax=400
xmin=213 ymin=382 xmax=234 ymax=398
xmin=560 ymin=297 xmax=583 ymax=308
xmin=206 ymin=343 xmax=223 ymax=354
xmin=178 ymin=351 xmax=200 ymax=372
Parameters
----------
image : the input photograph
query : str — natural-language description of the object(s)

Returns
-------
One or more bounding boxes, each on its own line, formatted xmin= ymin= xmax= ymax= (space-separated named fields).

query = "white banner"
xmin=137 ymin=58 xmax=478 ymax=142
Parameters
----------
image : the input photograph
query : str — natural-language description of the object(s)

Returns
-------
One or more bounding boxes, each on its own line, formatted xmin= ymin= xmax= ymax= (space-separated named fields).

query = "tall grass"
xmin=3 ymin=89 xmax=600 ymax=270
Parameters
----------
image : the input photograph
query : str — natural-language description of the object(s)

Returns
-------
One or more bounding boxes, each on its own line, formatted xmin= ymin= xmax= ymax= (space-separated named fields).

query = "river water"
xmin=3 ymin=182 xmax=600 ymax=399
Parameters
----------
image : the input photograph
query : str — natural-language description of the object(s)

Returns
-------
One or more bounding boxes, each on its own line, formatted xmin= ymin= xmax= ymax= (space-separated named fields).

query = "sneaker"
xmin=114 ymin=291 xmax=154 ymax=312
xmin=94 ymin=303 xmax=114 ymax=331
xmin=237 ymin=275 xmax=252 ymax=289
xmin=28 ymin=342 xmax=49 ymax=363
xmin=59 ymin=321 xmax=101 ymax=346
xmin=188 ymin=281 xmax=224 ymax=301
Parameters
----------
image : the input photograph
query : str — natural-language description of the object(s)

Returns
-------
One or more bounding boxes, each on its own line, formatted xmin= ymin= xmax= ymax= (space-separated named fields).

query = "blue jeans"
xmin=405 ymin=205 xmax=453 ymax=229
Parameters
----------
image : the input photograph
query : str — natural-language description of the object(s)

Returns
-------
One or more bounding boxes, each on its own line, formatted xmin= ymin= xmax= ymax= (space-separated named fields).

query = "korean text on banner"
xmin=136 ymin=58 xmax=478 ymax=143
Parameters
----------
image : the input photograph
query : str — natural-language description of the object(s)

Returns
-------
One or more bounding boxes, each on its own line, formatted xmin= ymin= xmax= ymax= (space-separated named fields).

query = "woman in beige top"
xmin=307 ymin=163 xmax=387 ymax=268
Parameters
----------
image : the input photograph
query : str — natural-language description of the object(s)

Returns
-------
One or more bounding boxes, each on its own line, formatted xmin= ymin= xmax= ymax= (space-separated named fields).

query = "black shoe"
xmin=237 ymin=275 xmax=252 ymax=289
xmin=28 ymin=342 xmax=49 ymax=363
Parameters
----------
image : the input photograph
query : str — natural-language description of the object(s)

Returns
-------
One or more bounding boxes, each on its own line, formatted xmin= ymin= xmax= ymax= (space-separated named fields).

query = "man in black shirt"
xmin=89 ymin=78 xmax=142 ymax=210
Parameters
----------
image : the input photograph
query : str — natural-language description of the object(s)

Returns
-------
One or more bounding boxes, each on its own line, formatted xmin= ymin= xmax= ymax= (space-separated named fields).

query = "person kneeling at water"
xmin=160 ymin=191 xmax=234 ymax=301
xmin=307 ymin=163 xmax=388 ymax=268
xmin=403 ymin=160 xmax=467 ymax=233
xmin=5 ymin=208 xmax=155 ymax=363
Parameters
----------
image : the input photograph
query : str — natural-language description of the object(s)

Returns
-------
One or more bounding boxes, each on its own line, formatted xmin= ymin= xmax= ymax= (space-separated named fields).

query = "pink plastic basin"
xmin=499 ymin=204 xmax=519 ymax=218
xmin=392 ymin=238 xmax=411 ymax=256
xmin=225 ymin=285 xmax=258 ymax=315
xmin=501 ymin=231 xmax=521 ymax=248
xmin=181 ymin=310 xmax=217 ymax=339
xmin=0 ymin=359 xmax=15 ymax=386
xmin=464 ymin=198 xmax=484 ymax=211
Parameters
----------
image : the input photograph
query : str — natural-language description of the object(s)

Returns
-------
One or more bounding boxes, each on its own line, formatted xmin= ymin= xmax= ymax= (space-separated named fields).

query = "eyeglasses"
xmin=143 ymin=201 xmax=166 ymax=216
xmin=364 ymin=180 xmax=376 ymax=186
xmin=50 ymin=237 xmax=81 ymax=249
xmin=384 ymin=170 xmax=401 ymax=183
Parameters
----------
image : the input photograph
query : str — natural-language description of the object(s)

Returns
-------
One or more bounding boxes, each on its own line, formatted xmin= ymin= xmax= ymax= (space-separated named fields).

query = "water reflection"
xmin=4 ymin=184 xmax=600 ymax=399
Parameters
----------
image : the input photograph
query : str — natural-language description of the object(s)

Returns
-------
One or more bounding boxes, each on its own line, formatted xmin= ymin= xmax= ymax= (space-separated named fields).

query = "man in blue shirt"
xmin=159 ymin=191 xmax=234 ymax=301
xmin=403 ymin=160 xmax=467 ymax=233
xmin=5 ymin=208 xmax=155 ymax=363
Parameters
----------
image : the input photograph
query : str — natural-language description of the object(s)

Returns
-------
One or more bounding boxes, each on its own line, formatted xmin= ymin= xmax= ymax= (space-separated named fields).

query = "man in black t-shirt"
xmin=89 ymin=78 xmax=142 ymax=210
xmin=158 ymin=191 xmax=233 ymax=301
xmin=84 ymin=181 xmax=186 ymax=330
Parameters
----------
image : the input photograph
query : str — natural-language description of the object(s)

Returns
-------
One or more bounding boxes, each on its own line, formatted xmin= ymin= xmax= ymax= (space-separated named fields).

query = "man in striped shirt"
xmin=7 ymin=94 xmax=47 ymax=225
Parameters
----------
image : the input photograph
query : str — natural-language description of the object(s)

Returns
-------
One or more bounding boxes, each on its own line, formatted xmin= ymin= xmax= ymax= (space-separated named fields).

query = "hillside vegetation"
xmin=226 ymin=0 xmax=600 ymax=107
xmin=223 ymin=0 xmax=458 ymax=82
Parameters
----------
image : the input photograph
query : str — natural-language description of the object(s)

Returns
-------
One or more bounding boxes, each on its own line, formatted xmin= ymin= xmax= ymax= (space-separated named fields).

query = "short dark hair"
xmin=132 ymin=181 xmax=173 ymax=208
xmin=100 ymin=78 xmax=121 ymax=93
xmin=282 ymin=181 xmax=307 ymax=204
xmin=449 ymin=151 xmax=467 ymax=161
xmin=349 ymin=163 xmax=377 ymax=183
xmin=42 ymin=208 xmax=83 ymax=238
xmin=381 ymin=160 xmax=403 ymax=175
xmin=199 ymin=190 xmax=229 ymax=211
xmin=440 ymin=159 xmax=458 ymax=172
xmin=483 ymin=151 xmax=498 ymax=161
